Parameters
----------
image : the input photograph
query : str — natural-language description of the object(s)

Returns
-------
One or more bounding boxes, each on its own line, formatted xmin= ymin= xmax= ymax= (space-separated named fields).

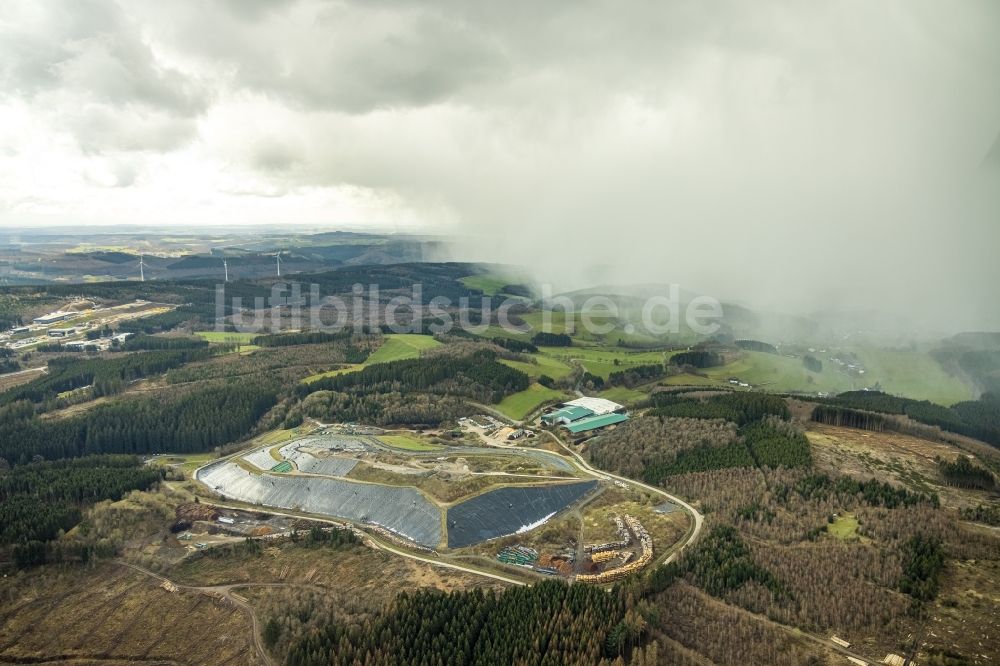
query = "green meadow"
xmin=304 ymin=334 xmax=441 ymax=382
xmin=495 ymin=383 xmax=567 ymax=421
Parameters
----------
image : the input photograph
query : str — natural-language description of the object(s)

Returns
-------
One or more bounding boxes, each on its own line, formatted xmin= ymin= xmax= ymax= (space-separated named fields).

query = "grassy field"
xmin=598 ymin=386 xmax=649 ymax=405
xmin=539 ymin=346 xmax=668 ymax=379
xmin=827 ymin=513 xmax=860 ymax=540
xmin=151 ymin=451 xmax=218 ymax=475
xmin=694 ymin=348 xmax=973 ymax=404
xmin=379 ymin=433 xmax=443 ymax=451
xmin=304 ymin=334 xmax=441 ymax=382
xmin=460 ymin=273 xmax=511 ymax=295
xmin=365 ymin=334 xmax=441 ymax=363
xmin=254 ymin=428 xmax=302 ymax=447
xmin=701 ymin=351 xmax=858 ymax=394
xmin=195 ymin=331 xmax=257 ymax=343
xmin=660 ymin=373 xmax=727 ymax=387
xmin=495 ymin=383 xmax=567 ymax=420
xmin=483 ymin=309 xmax=700 ymax=346
xmin=853 ymin=348 xmax=972 ymax=405
xmin=500 ymin=353 xmax=574 ymax=380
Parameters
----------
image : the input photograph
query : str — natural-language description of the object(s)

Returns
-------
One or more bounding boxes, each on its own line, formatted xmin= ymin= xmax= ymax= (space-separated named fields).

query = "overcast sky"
xmin=1 ymin=1 xmax=998 ymax=326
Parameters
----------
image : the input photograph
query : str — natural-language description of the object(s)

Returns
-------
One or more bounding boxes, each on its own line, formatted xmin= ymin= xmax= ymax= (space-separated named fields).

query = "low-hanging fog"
xmin=1 ymin=1 xmax=998 ymax=332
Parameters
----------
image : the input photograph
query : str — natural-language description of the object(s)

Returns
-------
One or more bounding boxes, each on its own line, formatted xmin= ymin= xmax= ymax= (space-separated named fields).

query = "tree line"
xmin=811 ymin=403 xmax=889 ymax=431
xmin=531 ymin=332 xmax=573 ymax=347
xmin=670 ymin=350 xmax=723 ymax=369
xmin=0 ymin=382 xmax=277 ymax=465
xmin=936 ymin=455 xmax=995 ymax=490
xmin=651 ymin=392 xmax=790 ymax=425
xmin=607 ymin=364 xmax=665 ymax=387
xmin=120 ymin=335 xmax=209 ymax=351
xmin=819 ymin=390 xmax=1000 ymax=446
xmin=0 ymin=348 xmax=19 ymax=374
xmin=785 ymin=473 xmax=938 ymax=509
xmin=251 ymin=329 xmax=370 ymax=351
xmin=735 ymin=339 xmax=778 ymax=354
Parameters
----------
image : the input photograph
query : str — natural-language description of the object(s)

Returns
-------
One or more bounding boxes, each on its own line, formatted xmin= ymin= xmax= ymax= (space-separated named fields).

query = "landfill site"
xmin=189 ymin=424 xmax=690 ymax=582
xmin=195 ymin=429 xmax=615 ymax=554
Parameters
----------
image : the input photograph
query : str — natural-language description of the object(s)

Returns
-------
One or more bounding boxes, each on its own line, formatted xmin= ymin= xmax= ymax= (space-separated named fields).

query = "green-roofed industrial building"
xmin=541 ymin=405 xmax=595 ymax=425
xmin=540 ymin=397 xmax=629 ymax=434
xmin=564 ymin=413 xmax=630 ymax=434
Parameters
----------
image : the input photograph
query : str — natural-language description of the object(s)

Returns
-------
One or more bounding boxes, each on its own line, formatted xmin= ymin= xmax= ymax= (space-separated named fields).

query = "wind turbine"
xmin=275 ymin=252 xmax=282 ymax=277
xmin=223 ymin=258 xmax=229 ymax=282
xmin=138 ymin=254 xmax=147 ymax=282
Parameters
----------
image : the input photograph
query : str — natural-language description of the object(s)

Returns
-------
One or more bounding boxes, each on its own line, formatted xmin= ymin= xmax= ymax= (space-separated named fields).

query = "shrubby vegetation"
xmin=588 ymin=416 xmax=740 ymax=484
xmin=960 ymin=503 xmax=1000 ymax=526
xmin=167 ymin=337 xmax=379 ymax=385
xmin=645 ymin=581 xmax=826 ymax=666
xmin=661 ymin=462 xmax=959 ymax=636
xmin=802 ymin=354 xmax=822 ymax=373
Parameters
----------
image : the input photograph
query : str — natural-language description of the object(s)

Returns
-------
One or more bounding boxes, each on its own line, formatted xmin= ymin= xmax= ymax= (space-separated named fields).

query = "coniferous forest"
xmin=0 ymin=383 xmax=277 ymax=465
xmin=0 ymin=455 xmax=164 ymax=566
xmin=298 ymin=350 xmax=529 ymax=404
xmin=284 ymin=581 xmax=626 ymax=666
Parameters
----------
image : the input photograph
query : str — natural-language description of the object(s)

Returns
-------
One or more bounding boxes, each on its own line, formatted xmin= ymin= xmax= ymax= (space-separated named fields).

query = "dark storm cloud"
xmin=146 ymin=1 xmax=509 ymax=113
xmin=1 ymin=0 xmax=998 ymax=330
